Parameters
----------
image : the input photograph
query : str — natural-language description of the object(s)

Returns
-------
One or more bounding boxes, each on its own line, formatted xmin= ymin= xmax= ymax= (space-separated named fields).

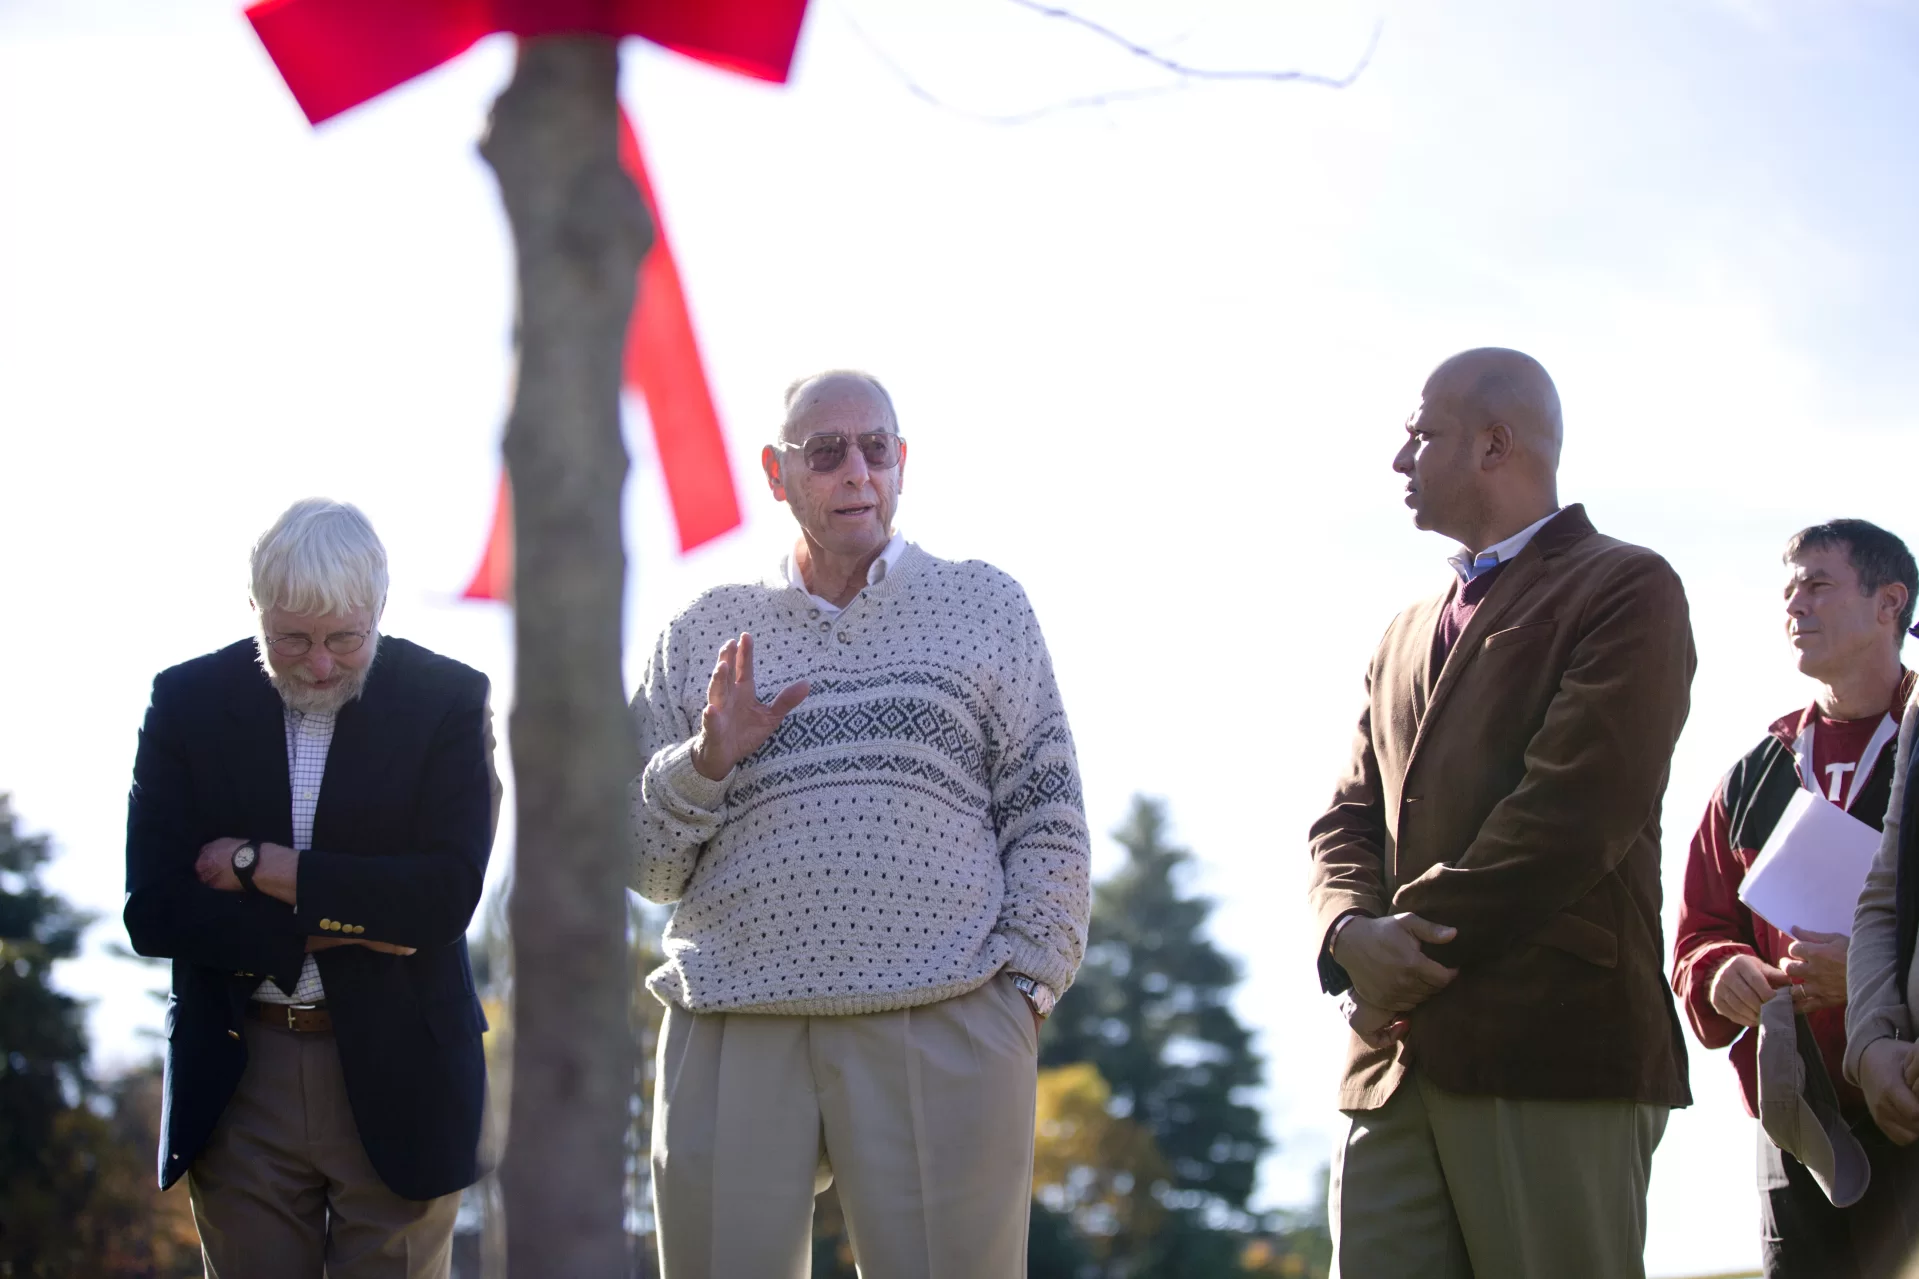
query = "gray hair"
xmin=778 ymin=369 xmax=899 ymax=441
xmin=250 ymin=498 xmax=389 ymax=619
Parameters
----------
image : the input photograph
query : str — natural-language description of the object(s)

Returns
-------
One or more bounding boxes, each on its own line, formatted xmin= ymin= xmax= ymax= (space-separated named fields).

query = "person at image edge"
xmin=1674 ymin=519 xmax=1919 ymax=1278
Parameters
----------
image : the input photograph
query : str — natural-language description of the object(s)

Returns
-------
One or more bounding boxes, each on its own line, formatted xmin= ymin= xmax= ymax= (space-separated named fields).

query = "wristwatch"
xmin=231 ymin=841 xmax=261 ymax=895
xmin=1008 ymin=972 xmax=1056 ymax=1019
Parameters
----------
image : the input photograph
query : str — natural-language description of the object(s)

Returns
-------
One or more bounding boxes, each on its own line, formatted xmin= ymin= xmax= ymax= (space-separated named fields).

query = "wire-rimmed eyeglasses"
xmin=266 ymin=631 xmax=369 ymax=658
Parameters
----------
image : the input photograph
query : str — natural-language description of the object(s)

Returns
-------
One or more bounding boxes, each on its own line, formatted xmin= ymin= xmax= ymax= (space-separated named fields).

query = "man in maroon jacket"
xmin=1674 ymin=519 xmax=1919 ymax=1278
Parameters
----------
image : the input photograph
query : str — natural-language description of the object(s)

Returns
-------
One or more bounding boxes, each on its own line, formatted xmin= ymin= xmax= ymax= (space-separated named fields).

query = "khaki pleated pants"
xmin=1330 ymin=1069 xmax=1669 ymax=1279
xmin=187 ymin=1020 xmax=461 ymax=1279
xmin=651 ymin=974 xmax=1040 ymax=1279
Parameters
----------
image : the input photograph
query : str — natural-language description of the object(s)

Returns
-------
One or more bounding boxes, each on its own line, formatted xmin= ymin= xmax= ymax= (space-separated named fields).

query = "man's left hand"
xmin=195 ymin=838 xmax=248 ymax=892
xmin=1782 ymin=927 xmax=1849 ymax=1012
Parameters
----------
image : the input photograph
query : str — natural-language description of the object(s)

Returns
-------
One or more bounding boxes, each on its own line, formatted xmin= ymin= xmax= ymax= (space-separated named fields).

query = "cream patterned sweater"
xmin=628 ymin=543 xmax=1090 ymax=1016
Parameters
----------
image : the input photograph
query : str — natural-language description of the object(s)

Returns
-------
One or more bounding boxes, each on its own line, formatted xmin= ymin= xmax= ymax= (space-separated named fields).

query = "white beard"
xmin=256 ymin=633 xmax=378 ymax=715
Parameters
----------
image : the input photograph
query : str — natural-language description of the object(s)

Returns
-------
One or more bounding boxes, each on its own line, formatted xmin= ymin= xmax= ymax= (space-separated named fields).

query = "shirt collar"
xmin=782 ymin=530 xmax=905 ymax=596
xmin=1447 ymin=509 xmax=1561 ymax=583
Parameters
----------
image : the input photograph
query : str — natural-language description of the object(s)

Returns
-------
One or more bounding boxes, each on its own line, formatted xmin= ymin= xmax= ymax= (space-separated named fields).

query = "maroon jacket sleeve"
xmin=1672 ymin=781 xmax=1758 ymax=1051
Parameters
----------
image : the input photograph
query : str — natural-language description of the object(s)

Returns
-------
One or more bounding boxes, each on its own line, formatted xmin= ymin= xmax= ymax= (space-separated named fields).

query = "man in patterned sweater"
xmin=629 ymin=369 xmax=1090 ymax=1277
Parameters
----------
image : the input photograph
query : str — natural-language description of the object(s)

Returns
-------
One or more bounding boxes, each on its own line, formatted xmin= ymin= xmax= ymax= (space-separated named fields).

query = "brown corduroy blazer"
xmin=1308 ymin=505 xmax=1696 ymax=1110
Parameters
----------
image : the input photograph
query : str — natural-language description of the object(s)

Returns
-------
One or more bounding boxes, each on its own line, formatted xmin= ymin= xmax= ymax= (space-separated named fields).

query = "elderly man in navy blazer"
xmin=124 ymin=498 xmax=497 ymax=1278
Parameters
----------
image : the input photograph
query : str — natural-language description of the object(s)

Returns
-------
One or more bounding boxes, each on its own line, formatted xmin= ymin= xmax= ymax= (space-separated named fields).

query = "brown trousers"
xmin=650 ymin=974 xmax=1040 ymax=1279
xmin=187 ymin=1020 xmax=461 ymax=1279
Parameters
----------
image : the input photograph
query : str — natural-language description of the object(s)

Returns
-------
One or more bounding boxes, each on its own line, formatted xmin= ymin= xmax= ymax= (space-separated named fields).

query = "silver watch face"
xmin=233 ymin=846 xmax=257 ymax=871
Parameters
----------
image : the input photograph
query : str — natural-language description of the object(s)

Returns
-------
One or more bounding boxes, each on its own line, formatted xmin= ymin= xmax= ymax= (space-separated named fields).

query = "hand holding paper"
xmin=1739 ymin=789 xmax=1881 ymax=938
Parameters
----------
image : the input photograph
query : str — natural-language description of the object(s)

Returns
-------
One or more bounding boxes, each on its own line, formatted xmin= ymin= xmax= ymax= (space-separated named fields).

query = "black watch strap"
xmin=232 ymin=840 xmax=262 ymax=895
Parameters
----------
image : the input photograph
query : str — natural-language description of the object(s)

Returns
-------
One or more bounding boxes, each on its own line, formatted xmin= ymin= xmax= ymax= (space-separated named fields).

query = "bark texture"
xmin=480 ymin=37 xmax=651 ymax=1277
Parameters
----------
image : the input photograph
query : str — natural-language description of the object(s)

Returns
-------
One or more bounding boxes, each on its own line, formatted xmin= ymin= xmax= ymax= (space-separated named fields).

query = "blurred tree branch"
xmin=845 ymin=1 xmax=1381 ymax=125
xmin=1008 ymin=0 xmax=1380 ymax=88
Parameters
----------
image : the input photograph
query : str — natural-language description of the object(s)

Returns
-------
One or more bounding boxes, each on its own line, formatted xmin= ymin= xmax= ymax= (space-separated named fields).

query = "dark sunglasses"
xmin=777 ymin=431 xmax=905 ymax=474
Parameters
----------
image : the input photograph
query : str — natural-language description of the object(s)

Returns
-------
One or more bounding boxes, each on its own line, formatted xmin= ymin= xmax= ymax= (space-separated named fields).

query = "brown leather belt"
xmin=246 ymin=1001 xmax=332 ymax=1033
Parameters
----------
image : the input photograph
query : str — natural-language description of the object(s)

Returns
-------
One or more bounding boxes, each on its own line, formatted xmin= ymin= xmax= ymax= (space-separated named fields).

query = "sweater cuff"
xmin=1000 ymin=932 xmax=1075 ymax=996
xmin=647 ymin=739 xmax=732 ymax=813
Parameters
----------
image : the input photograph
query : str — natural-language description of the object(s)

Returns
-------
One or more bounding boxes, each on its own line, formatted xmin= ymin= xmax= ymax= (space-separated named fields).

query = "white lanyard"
xmin=1793 ymin=712 xmax=1899 ymax=812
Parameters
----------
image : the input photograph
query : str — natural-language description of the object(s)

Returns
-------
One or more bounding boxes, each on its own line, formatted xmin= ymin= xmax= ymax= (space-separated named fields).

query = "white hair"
xmin=249 ymin=498 xmax=389 ymax=619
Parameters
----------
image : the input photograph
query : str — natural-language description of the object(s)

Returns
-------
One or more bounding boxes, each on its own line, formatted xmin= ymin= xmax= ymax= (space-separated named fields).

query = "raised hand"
xmin=691 ymin=632 xmax=810 ymax=782
xmin=1332 ymin=912 xmax=1459 ymax=1014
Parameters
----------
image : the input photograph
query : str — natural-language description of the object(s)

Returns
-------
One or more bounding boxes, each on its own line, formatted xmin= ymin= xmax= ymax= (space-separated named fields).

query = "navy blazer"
xmin=124 ymin=636 xmax=495 ymax=1200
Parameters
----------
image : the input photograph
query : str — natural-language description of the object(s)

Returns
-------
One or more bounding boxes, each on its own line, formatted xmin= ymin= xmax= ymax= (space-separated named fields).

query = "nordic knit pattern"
xmin=628 ymin=544 xmax=1090 ymax=1016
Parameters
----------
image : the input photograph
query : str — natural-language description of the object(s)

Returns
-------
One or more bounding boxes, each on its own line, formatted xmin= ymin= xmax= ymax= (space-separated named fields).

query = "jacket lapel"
xmin=1405 ymin=505 xmax=1594 ymax=773
xmin=220 ymin=650 xmax=294 ymax=846
xmin=312 ymin=644 xmax=404 ymax=855
xmin=1406 ymin=592 xmax=1448 ymax=727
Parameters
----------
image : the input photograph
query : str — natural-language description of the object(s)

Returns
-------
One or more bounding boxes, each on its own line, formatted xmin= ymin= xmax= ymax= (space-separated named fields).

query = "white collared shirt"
xmin=1447 ymin=509 xmax=1561 ymax=583
xmin=781 ymin=531 xmax=906 ymax=618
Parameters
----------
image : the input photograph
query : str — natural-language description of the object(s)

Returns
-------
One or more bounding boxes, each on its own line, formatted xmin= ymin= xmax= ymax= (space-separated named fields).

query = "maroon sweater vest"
xmin=1432 ymin=560 xmax=1509 ymax=670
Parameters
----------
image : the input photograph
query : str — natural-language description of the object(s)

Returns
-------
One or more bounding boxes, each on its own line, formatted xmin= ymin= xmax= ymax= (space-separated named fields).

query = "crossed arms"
xmin=124 ymin=668 xmax=496 ymax=989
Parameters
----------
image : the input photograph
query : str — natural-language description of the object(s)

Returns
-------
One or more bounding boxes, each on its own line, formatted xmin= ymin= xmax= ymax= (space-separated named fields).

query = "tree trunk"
xmin=480 ymin=36 xmax=651 ymax=1277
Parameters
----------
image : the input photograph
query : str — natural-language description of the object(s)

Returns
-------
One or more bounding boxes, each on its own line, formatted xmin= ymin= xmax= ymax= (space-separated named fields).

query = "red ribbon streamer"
xmin=463 ymin=472 xmax=515 ymax=602
xmin=618 ymin=109 xmax=743 ymax=555
xmin=459 ymin=109 xmax=745 ymax=600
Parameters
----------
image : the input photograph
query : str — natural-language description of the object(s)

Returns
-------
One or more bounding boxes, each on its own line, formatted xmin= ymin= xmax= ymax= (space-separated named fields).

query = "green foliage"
xmin=1027 ymin=1201 xmax=1094 ymax=1277
xmin=809 ymin=1183 xmax=857 ymax=1278
xmin=0 ymin=794 xmax=201 ymax=1278
xmin=1042 ymin=798 xmax=1269 ymax=1221
xmin=1033 ymin=795 xmax=1330 ymax=1277
xmin=0 ymin=793 xmax=91 ymax=1151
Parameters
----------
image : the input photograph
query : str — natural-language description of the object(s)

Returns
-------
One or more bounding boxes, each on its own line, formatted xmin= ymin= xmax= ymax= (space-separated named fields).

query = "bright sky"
xmin=4 ymin=1 xmax=1918 ymax=1272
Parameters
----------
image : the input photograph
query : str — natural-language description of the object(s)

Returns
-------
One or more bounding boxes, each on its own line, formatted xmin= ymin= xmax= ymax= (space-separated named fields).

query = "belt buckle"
xmin=286 ymin=1002 xmax=321 ymax=1031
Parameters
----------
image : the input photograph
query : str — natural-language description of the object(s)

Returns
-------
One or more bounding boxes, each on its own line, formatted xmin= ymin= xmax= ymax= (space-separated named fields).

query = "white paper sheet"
xmin=1738 ymin=788 xmax=1882 ymax=937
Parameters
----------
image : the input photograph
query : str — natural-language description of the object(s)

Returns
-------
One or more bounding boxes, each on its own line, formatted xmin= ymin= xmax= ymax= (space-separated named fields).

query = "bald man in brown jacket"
xmin=1309 ymin=349 xmax=1695 ymax=1279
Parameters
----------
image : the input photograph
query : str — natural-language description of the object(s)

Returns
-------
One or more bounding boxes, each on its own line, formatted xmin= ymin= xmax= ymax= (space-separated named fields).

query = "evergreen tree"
xmin=0 ymin=793 xmax=202 ymax=1278
xmin=0 ymin=792 xmax=94 ymax=1273
xmin=1040 ymin=796 xmax=1271 ymax=1274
